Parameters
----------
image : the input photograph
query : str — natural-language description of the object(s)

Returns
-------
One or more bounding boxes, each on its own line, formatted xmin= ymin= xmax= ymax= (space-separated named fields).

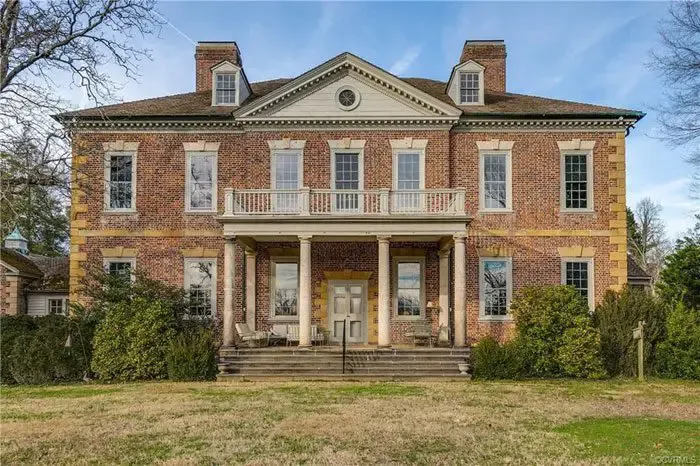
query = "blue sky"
xmin=75 ymin=1 xmax=699 ymax=237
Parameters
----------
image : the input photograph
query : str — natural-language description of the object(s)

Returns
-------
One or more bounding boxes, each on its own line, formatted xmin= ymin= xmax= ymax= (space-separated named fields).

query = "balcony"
xmin=222 ymin=188 xmax=466 ymax=217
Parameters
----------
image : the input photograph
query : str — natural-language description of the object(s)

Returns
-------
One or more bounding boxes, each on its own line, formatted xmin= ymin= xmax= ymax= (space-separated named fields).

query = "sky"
xmin=68 ymin=1 xmax=700 ymax=238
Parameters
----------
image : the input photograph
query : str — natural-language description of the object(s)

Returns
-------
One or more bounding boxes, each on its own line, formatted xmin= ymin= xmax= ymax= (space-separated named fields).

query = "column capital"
xmin=224 ymin=235 xmax=237 ymax=242
xmin=298 ymin=235 xmax=313 ymax=243
xmin=453 ymin=232 xmax=467 ymax=242
xmin=244 ymin=249 xmax=257 ymax=258
xmin=438 ymin=249 xmax=451 ymax=258
xmin=377 ymin=235 xmax=392 ymax=243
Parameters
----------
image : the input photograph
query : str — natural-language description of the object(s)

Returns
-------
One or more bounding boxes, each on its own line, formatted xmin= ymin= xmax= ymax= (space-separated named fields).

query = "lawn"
xmin=1 ymin=380 xmax=698 ymax=465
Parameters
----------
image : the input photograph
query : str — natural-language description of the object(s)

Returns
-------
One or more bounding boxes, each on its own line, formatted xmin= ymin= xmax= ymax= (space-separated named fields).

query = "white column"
xmin=453 ymin=233 xmax=467 ymax=347
xmin=439 ymin=249 xmax=450 ymax=328
xmin=298 ymin=235 xmax=312 ymax=348
xmin=377 ymin=235 xmax=391 ymax=347
xmin=245 ymin=250 xmax=256 ymax=330
xmin=223 ymin=236 xmax=236 ymax=347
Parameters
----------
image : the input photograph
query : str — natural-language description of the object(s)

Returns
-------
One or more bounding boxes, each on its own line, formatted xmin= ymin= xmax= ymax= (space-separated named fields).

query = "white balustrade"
xmin=222 ymin=188 xmax=467 ymax=216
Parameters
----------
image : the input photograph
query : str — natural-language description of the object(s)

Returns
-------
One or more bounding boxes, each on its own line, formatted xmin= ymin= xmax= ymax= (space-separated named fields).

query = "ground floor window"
xmin=479 ymin=257 xmax=512 ymax=320
xmin=104 ymin=258 xmax=135 ymax=280
xmin=562 ymin=258 xmax=593 ymax=308
xmin=48 ymin=298 xmax=67 ymax=315
xmin=184 ymin=258 xmax=216 ymax=318
xmin=393 ymin=257 xmax=425 ymax=318
xmin=271 ymin=258 xmax=299 ymax=318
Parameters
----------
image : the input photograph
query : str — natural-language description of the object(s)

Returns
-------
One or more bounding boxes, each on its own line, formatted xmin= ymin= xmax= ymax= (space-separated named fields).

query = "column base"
xmin=376 ymin=345 xmax=392 ymax=349
xmin=297 ymin=345 xmax=312 ymax=351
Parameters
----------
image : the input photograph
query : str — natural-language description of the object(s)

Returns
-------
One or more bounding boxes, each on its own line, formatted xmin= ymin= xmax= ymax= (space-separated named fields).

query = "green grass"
xmin=0 ymin=385 xmax=123 ymax=399
xmin=556 ymin=418 xmax=700 ymax=464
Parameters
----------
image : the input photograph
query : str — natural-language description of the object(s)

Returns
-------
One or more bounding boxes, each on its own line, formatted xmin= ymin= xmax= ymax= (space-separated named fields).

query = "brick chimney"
xmin=195 ymin=42 xmax=242 ymax=92
xmin=460 ymin=40 xmax=506 ymax=93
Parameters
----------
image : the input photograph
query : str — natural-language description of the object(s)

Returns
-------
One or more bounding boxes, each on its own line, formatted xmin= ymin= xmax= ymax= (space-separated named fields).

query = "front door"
xmin=328 ymin=281 xmax=366 ymax=344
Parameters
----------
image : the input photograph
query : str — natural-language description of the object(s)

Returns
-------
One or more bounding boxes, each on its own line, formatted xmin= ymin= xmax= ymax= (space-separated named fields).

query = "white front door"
xmin=328 ymin=281 xmax=366 ymax=344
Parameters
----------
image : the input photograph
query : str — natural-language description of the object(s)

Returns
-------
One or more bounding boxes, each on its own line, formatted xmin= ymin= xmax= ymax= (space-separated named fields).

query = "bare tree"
xmin=0 ymin=0 xmax=163 ymax=224
xmin=629 ymin=198 xmax=671 ymax=284
xmin=651 ymin=0 xmax=700 ymax=195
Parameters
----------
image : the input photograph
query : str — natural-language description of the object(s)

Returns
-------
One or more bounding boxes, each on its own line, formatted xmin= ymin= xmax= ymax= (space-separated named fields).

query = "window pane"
xmin=483 ymin=260 xmax=508 ymax=316
xmin=274 ymin=262 xmax=298 ymax=316
xmin=108 ymin=261 xmax=131 ymax=278
xmin=397 ymin=261 xmax=421 ymax=316
xmin=49 ymin=299 xmax=64 ymax=315
xmin=189 ymin=154 xmax=214 ymax=209
xmin=565 ymin=154 xmax=588 ymax=209
xmin=216 ymin=73 xmax=236 ymax=104
xmin=274 ymin=152 xmax=300 ymax=212
xmin=109 ymin=155 xmax=132 ymax=209
xmin=334 ymin=152 xmax=359 ymax=210
xmin=396 ymin=152 xmax=420 ymax=209
xmin=186 ymin=261 xmax=214 ymax=317
xmin=565 ymin=261 xmax=589 ymax=302
xmin=460 ymin=72 xmax=480 ymax=103
xmin=484 ymin=154 xmax=507 ymax=209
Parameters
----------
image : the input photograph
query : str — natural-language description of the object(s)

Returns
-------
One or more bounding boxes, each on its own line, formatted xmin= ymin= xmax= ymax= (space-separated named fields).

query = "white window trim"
xmin=270 ymin=149 xmax=304 ymax=189
xmin=211 ymin=61 xmax=241 ymax=107
xmin=184 ymin=258 xmax=217 ymax=319
xmin=447 ymin=60 xmax=485 ymax=106
xmin=46 ymin=297 xmax=68 ymax=315
xmin=561 ymin=257 xmax=595 ymax=311
xmin=478 ymin=149 xmax=513 ymax=213
xmin=392 ymin=256 xmax=426 ymax=320
xmin=269 ymin=256 xmax=300 ymax=322
xmin=391 ymin=149 xmax=426 ymax=191
xmin=479 ymin=257 xmax=513 ymax=322
xmin=185 ymin=151 xmax=218 ymax=213
xmin=104 ymin=151 xmax=137 ymax=213
xmin=330 ymin=147 xmax=365 ymax=211
xmin=559 ymin=147 xmax=595 ymax=213
xmin=103 ymin=257 xmax=136 ymax=282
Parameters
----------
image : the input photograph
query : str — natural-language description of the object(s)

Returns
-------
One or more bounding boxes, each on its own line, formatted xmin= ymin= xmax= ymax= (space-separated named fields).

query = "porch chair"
xmin=235 ymin=323 xmax=270 ymax=348
xmin=405 ymin=321 xmax=434 ymax=347
xmin=286 ymin=325 xmax=327 ymax=346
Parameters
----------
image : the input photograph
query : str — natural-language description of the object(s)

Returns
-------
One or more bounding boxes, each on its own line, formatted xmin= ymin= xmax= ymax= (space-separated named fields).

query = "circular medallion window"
xmin=335 ymin=86 xmax=360 ymax=111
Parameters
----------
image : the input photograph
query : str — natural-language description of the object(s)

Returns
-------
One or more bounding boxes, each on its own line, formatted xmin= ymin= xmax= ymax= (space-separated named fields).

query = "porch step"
xmin=217 ymin=346 xmax=471 ymax=378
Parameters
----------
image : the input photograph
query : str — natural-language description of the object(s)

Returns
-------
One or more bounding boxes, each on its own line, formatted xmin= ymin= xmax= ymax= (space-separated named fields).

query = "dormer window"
xmin=460 ymin=72 xmax=480 ymax=104
xmin=215 ymin=73 xmax=236 ymax=105
xmin=447 ymin=60 xmax=485 ymax=106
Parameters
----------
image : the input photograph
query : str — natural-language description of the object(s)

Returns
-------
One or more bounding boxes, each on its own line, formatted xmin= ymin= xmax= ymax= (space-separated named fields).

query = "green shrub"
xmin=656 ymin=302 xmax=700 ymax=380
xmin=472 ymin=336 xmax=526 ymax=380
xmin=510 ymin=285 xmax=605 ymax=378
xmin=0 ymin=315 xmax=36 ymax=384
xmin=166 ymin=326 xmax=217 ymax=381
xmin=4 ymin=315 xmax=90 ymax=384
xmin=594 ymin=287 xmax=667 ymax=377
xmin=91 ymin=298 xmax=177 ymax=381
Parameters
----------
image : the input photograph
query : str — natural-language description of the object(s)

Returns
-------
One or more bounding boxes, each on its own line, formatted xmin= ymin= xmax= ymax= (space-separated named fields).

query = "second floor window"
xmin=460 ymin=72 xmax=479 ymax=104
xmin=563 ymin=153 xmax=591 ymax=210
xmin=106 ymin=153 xmax=134 ymax=210
xmin=483 ymin=154 xmax=507 ymax=209
xmin=215 ymin=73 xmax=236 ymax=105
xmin=394 ymin=152 xmax=422 ymax=210
xmin=187 ymin=152 xmax=216 ymax=211
xmin=333 ymin=152 xmax=360 ymax=211
xmin=272 ymin=151 xmax=301 ymax=212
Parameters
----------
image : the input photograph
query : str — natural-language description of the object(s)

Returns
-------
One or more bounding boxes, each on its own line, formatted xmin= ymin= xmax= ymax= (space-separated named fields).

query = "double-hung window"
xmin=393 ymin=151 xmax=423 ymax=211
xmin=184 ymin=259 xmax=216 ymax=318
xmin=104 ymin=258 xmax=136 ymax=281
xmin=480 ymin=151 xmax=511 ymax=211
xmin=562 ymin=258 xmax=594 ymax=308
xmin=562 ymin=151 xmax=593 ymax=211
xmin=106 ymin=152 xmax=135 ymax=211
xmin=479 ymin=258 xmax=512 ymax=320
xmin=332 ymin=151 xmax=362 ymax=212
xmin=460 ymin=72 xmax=480 ymax=104
xmin=215 ymin=73 xmax=236 ymax=105
xmin=48 ymin=298 xmax=67 ymax=315
xmin=272 ymin=151 xmax=301 ymax=213
xmin=271 ymin=259 xmax=299 ymax=318
xmin=393 ymin=257 xmax=425 ymax=318
xmin=186 ymin=152 xmax=217 ymax=212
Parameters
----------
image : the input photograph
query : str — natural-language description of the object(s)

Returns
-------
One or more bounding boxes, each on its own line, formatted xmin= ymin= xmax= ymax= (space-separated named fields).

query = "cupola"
xmin=4 ymin=227 xmax=28 ymax=255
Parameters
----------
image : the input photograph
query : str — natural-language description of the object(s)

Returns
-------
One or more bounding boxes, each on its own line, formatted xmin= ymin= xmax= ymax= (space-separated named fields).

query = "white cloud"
xmin=389 ymin=46 xmax=422 ymax=76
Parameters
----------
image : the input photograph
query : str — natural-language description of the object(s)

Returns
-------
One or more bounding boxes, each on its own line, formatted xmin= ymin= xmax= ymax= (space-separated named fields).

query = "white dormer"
xmin=211 ymin=61 xmax=251 ymax=107
xmin=447 ymin=60 xmax=485 ymax=106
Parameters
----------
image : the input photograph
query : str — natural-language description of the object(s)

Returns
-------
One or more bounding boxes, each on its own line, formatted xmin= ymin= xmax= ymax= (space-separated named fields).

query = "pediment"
xmin=236 ymin=53 xmax=461 ymax=122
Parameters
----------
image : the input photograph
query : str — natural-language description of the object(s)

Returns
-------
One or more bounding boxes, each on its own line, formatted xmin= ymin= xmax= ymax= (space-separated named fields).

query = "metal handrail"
xmin=342 ymin=319 xmax=347 ymax=374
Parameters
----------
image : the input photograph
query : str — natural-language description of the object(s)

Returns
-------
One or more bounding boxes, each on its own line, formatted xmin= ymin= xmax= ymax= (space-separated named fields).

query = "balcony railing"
xmin=223 ymin=188 xmax=466 ymax=217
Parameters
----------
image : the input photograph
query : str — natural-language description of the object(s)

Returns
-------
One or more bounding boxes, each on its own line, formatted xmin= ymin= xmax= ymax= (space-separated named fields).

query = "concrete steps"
xmin=217 ymin=346 xmax=471 ymax=379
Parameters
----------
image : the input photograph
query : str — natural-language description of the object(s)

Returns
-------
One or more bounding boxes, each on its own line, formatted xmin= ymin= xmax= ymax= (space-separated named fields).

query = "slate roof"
xmin=627 ymin=254 xmax=652 ymax=279
xmin=58 ymin=77 xmax=643 ymax=120
xmin=0 ymin=248 xmax=43 ymax=277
